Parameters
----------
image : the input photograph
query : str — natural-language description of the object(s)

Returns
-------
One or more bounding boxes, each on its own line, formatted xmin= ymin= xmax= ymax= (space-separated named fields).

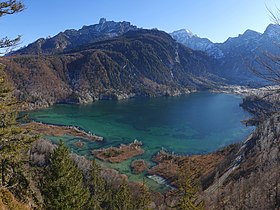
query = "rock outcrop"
xmin=11 ymin=18 xmax=138 ymax=55
xmin=206 ymin=113 xmax=280 ymax=209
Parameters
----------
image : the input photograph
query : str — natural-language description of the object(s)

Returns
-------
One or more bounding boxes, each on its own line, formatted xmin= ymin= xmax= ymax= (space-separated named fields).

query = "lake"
xmin=28 ymin=92 xmax=253 ymax=190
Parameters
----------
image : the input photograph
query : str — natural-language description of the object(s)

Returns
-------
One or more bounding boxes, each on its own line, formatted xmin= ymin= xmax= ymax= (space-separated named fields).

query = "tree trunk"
xmin=1 ymin=159 xmax=6 ymax=186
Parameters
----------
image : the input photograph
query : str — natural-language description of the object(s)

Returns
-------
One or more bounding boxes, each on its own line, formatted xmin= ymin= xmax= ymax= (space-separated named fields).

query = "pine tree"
xmin=103 ymin=187 xmax=114 ymax=210
xmin=42 ymin=141 xmax=90 ymax=210
xmin=87 ymin=159 xmax=107 ymax=210
xmin=0 ymin=0 xmax=37 ymax=204
xmin=112 ymin=180 xmax=133 ymax=210
xmin=0 ymin=66 xmax=35 ymax=188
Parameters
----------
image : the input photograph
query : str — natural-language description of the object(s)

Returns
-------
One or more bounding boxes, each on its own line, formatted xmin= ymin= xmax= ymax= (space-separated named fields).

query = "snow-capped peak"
xmin=170 ymin=29 xmax=197 ymax=39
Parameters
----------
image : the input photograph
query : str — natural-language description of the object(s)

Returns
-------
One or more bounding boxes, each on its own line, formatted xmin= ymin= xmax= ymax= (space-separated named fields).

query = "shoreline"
xmin=20 ymin=88 xmax=196 ymax=111
xmin=25 ymin=122 xmax=249 ymax=192
xmin=20 ymin=84 xmax=280 ymax=112
xmin=21 ymin=89 xmax=262 ymax=192
xmin=21 ymin=121 xmax=104 ymax=142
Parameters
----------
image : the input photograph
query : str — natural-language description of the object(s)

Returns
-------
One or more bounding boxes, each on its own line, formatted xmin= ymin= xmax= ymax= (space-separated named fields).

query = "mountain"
xmin=170 ymin=29 xmax=224 ymax=59
xmin=171 ymin=24 xmax=280 ymax=85
xmin=6 ymin=19 xmax=280 ymax=109
xmin=11 ymin=19 xmax=280 ymax=87
xmin=2 ymin=29 xmax=220 ymax=109
xmin=11 ymin=18 xmax=138 ymax=55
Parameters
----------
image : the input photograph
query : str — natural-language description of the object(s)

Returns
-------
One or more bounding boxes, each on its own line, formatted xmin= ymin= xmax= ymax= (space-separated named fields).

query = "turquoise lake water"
xmin=28 ymin=92 xmax=253 ymax=191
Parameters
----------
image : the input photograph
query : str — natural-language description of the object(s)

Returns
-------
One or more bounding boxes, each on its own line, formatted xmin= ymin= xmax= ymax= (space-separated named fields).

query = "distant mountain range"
xmin=170 ymin=24 xmax=280 ymax=84
xmin=4 ymin=18 xmax=280 ymax=108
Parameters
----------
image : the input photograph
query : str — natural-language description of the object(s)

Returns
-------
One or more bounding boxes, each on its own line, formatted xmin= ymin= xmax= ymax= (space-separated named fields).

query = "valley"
xmin=0 ymin=14 xmax=279 ymax=209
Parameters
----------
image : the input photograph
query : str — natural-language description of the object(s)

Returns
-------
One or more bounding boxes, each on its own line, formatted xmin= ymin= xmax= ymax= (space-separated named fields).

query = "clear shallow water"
xmin=28 ymin=92 xmax=253 ymax=190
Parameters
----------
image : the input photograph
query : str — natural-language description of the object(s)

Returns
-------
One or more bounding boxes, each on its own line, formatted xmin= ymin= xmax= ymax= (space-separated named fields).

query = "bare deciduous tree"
xmin=245 ymin=7 xmax=280 ymax=118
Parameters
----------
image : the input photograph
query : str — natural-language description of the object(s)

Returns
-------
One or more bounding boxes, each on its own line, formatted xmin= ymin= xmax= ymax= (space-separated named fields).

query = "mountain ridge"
xmin=11 ymin=18 xmax=138 ymax=56
xmin=171 ymin=24 xmax=280 ymax=85
xmin=5 ymin=19 xmax=280 ymax=109
xmin=3 ymin=28 xmax=222 ymax=110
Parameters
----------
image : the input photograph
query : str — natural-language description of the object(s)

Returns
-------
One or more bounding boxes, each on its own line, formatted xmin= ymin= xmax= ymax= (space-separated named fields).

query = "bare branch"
xmin=245 ymin=6 xmax=280 ymax=117
xmin=266 ymin=5 xmax=280 ymax=24
xmin=253 ymin=54 xmax=280 ymax=84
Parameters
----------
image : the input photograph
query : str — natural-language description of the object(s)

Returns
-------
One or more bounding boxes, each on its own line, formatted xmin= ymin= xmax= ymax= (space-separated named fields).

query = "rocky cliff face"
xmin=2 ymin=29 xmax=221 ymax=109
xmin=11 ymin=18 xmax=138 ymax=55
xmin=206 ymin=113 xmax=280 ymax=209
xmin=170 ymin=29 xmax=223 ymax=59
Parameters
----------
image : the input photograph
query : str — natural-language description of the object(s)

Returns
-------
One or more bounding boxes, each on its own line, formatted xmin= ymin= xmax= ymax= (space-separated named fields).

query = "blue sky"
xmin=1 ymin=0 xmax=279 ymax=47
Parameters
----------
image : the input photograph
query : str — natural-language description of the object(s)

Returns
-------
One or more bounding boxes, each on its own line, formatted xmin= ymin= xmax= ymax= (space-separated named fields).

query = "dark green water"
xmin=28 ymin=92 xmax=253 ymax=191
